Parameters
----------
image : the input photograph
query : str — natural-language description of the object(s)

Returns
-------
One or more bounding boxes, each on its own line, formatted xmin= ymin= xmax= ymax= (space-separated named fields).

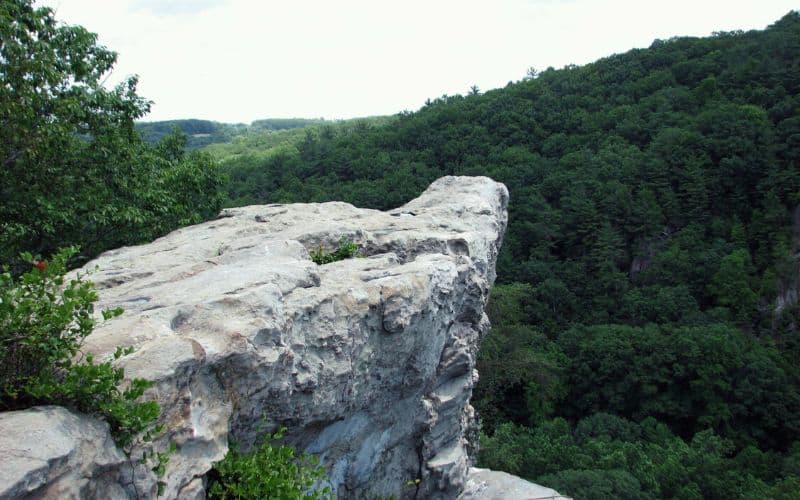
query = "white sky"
xmin=37 ymin=0 xmax=799 ymax=124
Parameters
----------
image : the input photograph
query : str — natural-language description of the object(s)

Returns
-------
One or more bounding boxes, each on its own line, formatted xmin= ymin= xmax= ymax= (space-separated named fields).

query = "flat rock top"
xmin=77 ymin=175 xmax=509 ymax=376
xmin=459 ymin=468 xmax=572 ymax=500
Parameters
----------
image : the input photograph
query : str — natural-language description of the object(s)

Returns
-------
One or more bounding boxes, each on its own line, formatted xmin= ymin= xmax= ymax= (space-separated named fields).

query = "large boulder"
xmin=0 ymin=176 xmax=566 ymax=499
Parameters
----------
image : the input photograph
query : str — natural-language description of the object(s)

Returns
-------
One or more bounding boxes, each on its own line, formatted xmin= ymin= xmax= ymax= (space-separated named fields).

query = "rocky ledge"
xmin=0 ymin=176 xmax=566 ymax=499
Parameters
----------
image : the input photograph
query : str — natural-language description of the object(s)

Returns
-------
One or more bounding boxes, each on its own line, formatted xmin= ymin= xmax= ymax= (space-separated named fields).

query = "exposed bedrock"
xmin=0 ymin=176 xmax=566 ymax=499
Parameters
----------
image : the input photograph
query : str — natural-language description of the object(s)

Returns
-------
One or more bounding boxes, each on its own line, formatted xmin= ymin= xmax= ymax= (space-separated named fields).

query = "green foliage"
xmin=0 ymin=247 xmax=158 ymax=447
xmin=557 ymin=323 xmax=800 ymax=449
xmin=574 ymin=413 xmax=643 ymax=444
xmin=472 ymin=283 xmax=567 ymax=432
xmin=136 ymin=118 xmax=341 ymax=152
xmin=136 ymin=120 xmax=242 ymax=149
xmin=538 ymin=469 xmax=645 ymax=500
xmin=310 ymin=239 xmax=361 ymax=265
xmin=479 ymin=416 xmax=800 ymax=500
xmin=211 ymin=11 xmax=800 ymax=336
xmin=199 ymin=116 xmax=396 ymax=167
xmin=143 ymin=439 xmax=178 ymax=497
xmin=0 ymin=1 xmax=225 ymax=269
xmin=207 ymin=427 xmax=332 ymax=500
xmin=708 ymin=248 xmax=759 ymax=324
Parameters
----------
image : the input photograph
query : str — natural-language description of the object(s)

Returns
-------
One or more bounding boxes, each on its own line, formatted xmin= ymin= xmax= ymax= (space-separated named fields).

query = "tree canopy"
xmin=0 ymin=0 xmax=225 ymax=268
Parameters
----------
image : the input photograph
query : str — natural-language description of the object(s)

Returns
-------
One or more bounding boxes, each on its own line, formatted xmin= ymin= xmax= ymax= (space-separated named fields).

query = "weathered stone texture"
xmin=0 ymin=176 xmax=565 ymax=499
xmin=0 ymin=406 xmax=127 ymax=499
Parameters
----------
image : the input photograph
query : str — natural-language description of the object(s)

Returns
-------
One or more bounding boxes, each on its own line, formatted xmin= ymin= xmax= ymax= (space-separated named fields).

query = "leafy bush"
xmin=0 ymin=1 xmax=226 ymax=269
xmin=0 ymin=247 xmax=159 ymax=447
xmin=310 ymin=239 xmax=361 ymax=265
xmin=207 ymin=426 xmax=332 ymax=499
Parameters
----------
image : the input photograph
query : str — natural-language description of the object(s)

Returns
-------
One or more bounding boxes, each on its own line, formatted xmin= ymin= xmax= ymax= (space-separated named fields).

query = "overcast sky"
xmin=37 ymin=0 xmax=798 ymax=124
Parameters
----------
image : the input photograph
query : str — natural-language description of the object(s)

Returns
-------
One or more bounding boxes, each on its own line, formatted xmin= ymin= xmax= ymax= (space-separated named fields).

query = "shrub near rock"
xmin=310 ymin=239 xmax=361 ymax=265
xmin=0 ymin=246 xmax=158 ymax=448
xmin=207 ymin=427 xmax=332 ymax=500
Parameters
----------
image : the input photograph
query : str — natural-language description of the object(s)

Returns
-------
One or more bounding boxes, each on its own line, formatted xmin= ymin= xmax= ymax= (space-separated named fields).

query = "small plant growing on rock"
xmin=310 ymin=238 xmax=361 ymax=265
xmin=207 ymin=426 xmax=332 ymax=499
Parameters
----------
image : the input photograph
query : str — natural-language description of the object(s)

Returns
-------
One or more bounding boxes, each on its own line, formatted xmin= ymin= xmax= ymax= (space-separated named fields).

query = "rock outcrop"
xmin=0 ymin=176 xmax=566 ymax=499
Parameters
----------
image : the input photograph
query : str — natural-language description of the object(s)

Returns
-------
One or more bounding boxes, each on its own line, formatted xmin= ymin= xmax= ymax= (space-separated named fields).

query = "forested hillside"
xmin=135 ymin=116 xmax=397 ymax=161
xmin=201 ymin=115 xmax=396 ymax=164
xmin=135 ymin=117 xmax=328 ymax=150
xmin=217 ymin=13 xmax=800 ymax=498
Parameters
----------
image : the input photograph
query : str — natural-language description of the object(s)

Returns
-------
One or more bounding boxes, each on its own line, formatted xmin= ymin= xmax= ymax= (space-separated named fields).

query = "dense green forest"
xmin=212 ymin=13 xmax=800 ymax=498
xmin=4 ymin=0 xmax=800 ymax=496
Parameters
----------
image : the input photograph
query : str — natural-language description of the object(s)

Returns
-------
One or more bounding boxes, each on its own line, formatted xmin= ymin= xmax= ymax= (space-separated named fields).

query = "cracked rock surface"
xmin=0 ymin=176 xmax=564 ymax=499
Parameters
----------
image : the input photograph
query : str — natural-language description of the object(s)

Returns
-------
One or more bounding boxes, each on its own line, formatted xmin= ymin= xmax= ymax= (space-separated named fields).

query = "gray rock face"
xmin=459 ymin=468 xmax=572 ymax=500
xmin=0 ymin=406 xmax=127 ymax=499
xmin=0 ymin=176 xmax=565 ymax=499
xmin=92 ymin=175 xmax=507 ymax=499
